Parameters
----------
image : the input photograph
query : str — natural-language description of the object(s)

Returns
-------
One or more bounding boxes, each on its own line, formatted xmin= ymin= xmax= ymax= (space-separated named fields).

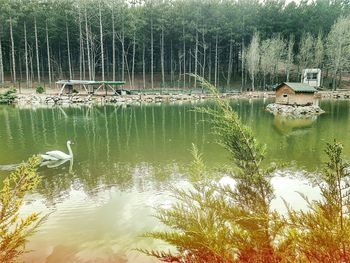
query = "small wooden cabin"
xmin=274 ymin=82 xmax=317 ymax=106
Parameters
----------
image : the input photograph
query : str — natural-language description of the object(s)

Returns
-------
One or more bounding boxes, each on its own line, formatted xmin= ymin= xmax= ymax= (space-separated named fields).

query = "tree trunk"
xmin=122 ymin=18 xmax=125 ymax=81
xmin=78 ymin=11 xmax=83 ymax=80
xmin=132 ymin=31 xmax=136 ymax=88
xmin=66 ymin=19 xmax=73 ymax=79
xmin=227 ymin=38 xmax=233 ymax=88
xmin=46 ymin=22 xmax=51 ymax=87
xmin=90 ymin=27 xmax=95 ymax=80
xmin=208 ymin=44 xmax=211 ymax=82
xmin=178 ymin=50 xmax=182 ymax=87
xmin=124 ymin=50 xmax=132 ymax=88
xmin=58 ymin=45 xmax=63 ymax=78
xmin=30 ymin=47 xmax=34 ymax=86
xmin=161 ymin=28 xmax=165 ymax=89
xmin=183 ymin=25 xmax=186 ymax=89
xmin=112 ymin=8 xmax=116 ymax=81
xmin=214 ymin=33 xmax=218 ymax=87
xmin=241 ymin=38 xmax=244 ymax=92
xmin=10 ymin=18 xmax=16 ymax=83
xmin=85 ymin=8 xmax=91 ymax=80
xmin=34 ymin=18 xmax=41 ymax=83
xmin=24 ymin=23 xmax=29 ymax=88
xmin=18 ymin=50 xmax=22 ymax=90
xmin=194 ymin=30 xmax=198 ymax=88
xmin=189 ymin=48 xmax=192 ymax=87
xmin=202 ymin=30 xmax=206 ymax=79
xmin=286 ymin=37 xmax=293 ymax=82
xmin=143 ymin=41 xmax=146 ymax=89
xmin=0 ymin=31 xmax=4 ymax=83
xmin=151 ymin=17 xmax=154 ymax=89
xmin=218 ymin=49 xmax=220 ymax=88
xmin=170 ymin=41 xmax=174 ymax=86
xmin=99 ymin=2 xmax=104 ymax=81
xmin=106 ymin=47 xmax=109 ymax=79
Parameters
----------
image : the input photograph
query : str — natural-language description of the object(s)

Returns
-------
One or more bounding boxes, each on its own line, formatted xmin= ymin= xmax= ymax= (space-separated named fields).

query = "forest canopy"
xmin=0 ymin=0 xmax=349 ymax=90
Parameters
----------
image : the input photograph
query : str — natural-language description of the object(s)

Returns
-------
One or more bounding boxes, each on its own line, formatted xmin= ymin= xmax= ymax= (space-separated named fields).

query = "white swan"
xmin=41 ymin=141 xmax=74 ymax=161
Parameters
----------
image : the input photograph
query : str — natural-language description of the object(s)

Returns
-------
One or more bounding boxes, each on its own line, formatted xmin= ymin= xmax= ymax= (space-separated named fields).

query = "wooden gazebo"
xmin=56 ymin=80 xmax=126 ymax=95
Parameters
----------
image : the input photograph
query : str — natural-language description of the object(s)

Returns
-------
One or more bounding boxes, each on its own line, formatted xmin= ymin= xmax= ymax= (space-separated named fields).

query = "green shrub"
xmin=142 ymin=76 xmax=278 ymax=262
xmin=143 ymin=76 xmax=350 ymax=263
xmin=0 ymin=89 xmax=17 ymax=104
xmin=0 ymin=156 xmax=44 ymax=263
xmin=72 ymin=88 xmax=79 ymax=94
xmin=35 ymin=86 xmax=45 ymax=94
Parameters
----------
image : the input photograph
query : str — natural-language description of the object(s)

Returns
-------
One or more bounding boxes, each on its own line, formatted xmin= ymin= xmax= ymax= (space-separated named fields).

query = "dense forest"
xmin=0 ymin=0 xmax=349 ymax=90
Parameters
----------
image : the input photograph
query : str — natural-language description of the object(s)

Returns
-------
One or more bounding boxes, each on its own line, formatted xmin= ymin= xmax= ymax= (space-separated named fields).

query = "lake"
xmin=0 ymin=99 xmax=350 ymax=262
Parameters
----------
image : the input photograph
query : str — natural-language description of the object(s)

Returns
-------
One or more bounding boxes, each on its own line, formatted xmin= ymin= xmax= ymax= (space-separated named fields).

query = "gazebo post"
xmin=82 ymin=84 xmax=88 ymax=93
xmin=108 ymin=84 xmax=116 ymax=94
xmin=59 ymin=83 xmax=67 ymax=95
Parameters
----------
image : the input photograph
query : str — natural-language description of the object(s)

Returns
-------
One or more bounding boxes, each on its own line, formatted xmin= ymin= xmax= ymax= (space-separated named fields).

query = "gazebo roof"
xmin=56 ymin=80 xmax=126 ymax=86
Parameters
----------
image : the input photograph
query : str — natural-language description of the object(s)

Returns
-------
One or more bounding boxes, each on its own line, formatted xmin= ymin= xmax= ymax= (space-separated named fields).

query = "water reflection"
xmin=2 ymin=100 xmax=350 ymax=191
xmin=1 ymin=101 xmax=350 ymax=177
xmin=1 ymin=100 xmax=350 ymax=262
xmin=40 ymin=158 xmax=73 ymax=170
xmin=273 ymin=115 xmax=317 ymax=135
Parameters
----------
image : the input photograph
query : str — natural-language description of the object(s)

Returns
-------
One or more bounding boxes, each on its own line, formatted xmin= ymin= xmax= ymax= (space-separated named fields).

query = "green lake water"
xmin=0 ymin=99 xmax=349 ymax=262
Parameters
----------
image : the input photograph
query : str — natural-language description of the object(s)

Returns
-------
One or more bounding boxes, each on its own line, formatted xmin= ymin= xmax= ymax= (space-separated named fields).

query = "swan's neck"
xmin=67 ymin=142 xmax=73 ymax=158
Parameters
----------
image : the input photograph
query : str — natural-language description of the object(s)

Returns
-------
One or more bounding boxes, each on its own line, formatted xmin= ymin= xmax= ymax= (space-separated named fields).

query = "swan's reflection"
xmin=40 ymin=158 xmax=73 ymax=173
xmin=41 ymin=159 xmax=69 ymax=168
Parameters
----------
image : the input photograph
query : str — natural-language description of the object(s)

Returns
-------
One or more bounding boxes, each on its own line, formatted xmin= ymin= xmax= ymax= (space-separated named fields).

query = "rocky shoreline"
xmin=266 ymin=103 xmax=325 ymax=116
xmin=14 ymin=94 xmax=213 ymax=106
xmin=13 ymin=92 xmax=274 ymax=107
xmin=7 ymin=90 xmax=350 ymax=107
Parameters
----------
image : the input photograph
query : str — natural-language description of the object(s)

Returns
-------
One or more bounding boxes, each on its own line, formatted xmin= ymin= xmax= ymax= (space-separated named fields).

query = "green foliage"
xmin=0 ymin=0 xmax=350 ymax=89
xmin=142 ymin=77 xmax=280 ymax=262
xmin=142 ymin=77 xmax=350 ymax=263
xmin=0 ymin=156 xmax=43 ymax=263
xmin=284 ymin=140 xmax=350 ymax=262
xmin=35 ymin=86 xmax=45 ymax=94
xmin=188 ymin=144 xmax=207 ymax=182
xmin=0 ymin=88 xmax=16 ymax=104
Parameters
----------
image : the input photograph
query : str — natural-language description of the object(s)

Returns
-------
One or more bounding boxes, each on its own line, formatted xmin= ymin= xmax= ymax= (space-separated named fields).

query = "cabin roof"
xmin=275 ymin=82 xmax=317 ymax=93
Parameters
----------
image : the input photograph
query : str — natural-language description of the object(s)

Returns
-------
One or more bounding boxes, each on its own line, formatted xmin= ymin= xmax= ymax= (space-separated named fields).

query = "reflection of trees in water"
xmin=15 ymin=103 xmax=202 ymax=202
xmin=5 ymin=100 xmax=350 ymax=201
xmin=36 ymin=160 xmax=183 ymax=204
